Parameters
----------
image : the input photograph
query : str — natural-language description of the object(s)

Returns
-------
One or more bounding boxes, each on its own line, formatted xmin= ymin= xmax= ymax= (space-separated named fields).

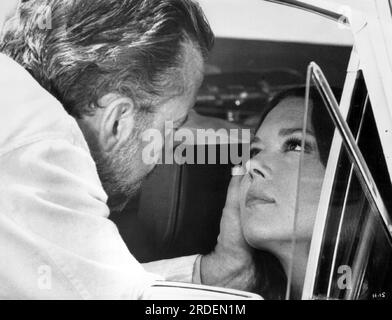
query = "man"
xmin=0 ymin=0 xmax=255 ymax=299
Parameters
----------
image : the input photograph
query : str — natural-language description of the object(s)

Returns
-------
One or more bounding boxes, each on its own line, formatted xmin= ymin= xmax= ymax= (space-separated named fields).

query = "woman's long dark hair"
xmin=252 ymin=86 xmax=341 ymax=299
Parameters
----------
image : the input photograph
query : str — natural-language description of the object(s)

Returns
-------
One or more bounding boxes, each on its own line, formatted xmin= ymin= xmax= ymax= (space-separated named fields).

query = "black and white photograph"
xmin=0 ymin=0 xmax=392 ymax=306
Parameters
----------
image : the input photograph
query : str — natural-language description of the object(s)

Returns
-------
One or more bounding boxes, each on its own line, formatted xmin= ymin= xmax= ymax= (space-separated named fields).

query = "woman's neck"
xmin=269 ymin=241 xmax=310 ymax=300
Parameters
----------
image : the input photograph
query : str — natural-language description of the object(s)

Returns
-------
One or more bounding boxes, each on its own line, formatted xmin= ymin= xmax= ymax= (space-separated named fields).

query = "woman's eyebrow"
xmin=278 ymin=127 xmax=315 ymax=137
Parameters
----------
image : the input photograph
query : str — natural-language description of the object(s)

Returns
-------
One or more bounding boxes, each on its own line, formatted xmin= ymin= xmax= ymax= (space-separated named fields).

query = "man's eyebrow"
xmin=278 ymin=128 xmax=315 ymax=137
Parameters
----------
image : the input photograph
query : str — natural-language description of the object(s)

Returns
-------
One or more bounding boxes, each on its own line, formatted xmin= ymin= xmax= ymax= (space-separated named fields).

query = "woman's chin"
xmin=243 ymin=223 xmax=273 ymax=250
xmin=242 ymin=221 xmax=293 ymax=251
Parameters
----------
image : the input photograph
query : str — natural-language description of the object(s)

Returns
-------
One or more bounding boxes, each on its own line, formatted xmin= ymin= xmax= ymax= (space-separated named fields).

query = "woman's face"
xmin=240 ymin=97 xmax=326 ymax=250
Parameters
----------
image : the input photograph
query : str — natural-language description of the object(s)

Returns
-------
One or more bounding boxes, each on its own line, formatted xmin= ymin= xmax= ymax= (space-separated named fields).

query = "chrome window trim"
xmin=353 ymin=17 xmax=392 ymax=184
xmin=327 ymin=94 xmax=370 ymax=300
xmin=309 ymin=63 xmax=392 ymax=238
xmin=302 ymin=58 xmax=392 ymax=300
xmin=302 ymin=51 xmax=359 ymax=300
xmin=263 ymin=0 xmax=349 ymax=25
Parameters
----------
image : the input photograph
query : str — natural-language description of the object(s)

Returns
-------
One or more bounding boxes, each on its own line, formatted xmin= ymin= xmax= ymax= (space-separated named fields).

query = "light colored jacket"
xmin=0 ymin=54 xmax=198 ymax=299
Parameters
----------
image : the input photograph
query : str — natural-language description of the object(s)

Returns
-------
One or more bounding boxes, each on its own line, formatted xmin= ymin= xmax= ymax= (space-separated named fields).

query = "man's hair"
xmin=1 ymin=0 xmax=214 ymax=118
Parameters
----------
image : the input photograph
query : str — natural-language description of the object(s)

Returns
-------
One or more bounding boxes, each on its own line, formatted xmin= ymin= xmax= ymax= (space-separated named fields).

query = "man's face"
xmin=97 ymin=42 xmax=205 ymax=212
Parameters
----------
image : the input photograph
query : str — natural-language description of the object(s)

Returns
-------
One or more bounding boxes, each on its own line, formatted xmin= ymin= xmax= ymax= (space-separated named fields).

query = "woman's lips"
xmin=245 ymin=192 xmax=275 ymax=208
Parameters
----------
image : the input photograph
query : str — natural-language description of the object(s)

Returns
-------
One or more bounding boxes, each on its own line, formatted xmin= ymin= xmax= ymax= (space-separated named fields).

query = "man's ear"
xmin=99 ymin=96 xmax=135 ymax=153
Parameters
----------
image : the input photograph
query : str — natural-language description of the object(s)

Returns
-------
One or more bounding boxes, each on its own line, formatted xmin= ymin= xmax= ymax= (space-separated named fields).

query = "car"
xmin=110 ymin=0 xmax=392 ymax=300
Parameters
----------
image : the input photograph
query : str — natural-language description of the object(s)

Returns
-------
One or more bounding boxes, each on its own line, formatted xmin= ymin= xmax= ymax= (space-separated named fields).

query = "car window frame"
xmin=301 ymin=55 xmax=392 ymax=300
xmin=302 ymin=49 xmax=358 ymax=299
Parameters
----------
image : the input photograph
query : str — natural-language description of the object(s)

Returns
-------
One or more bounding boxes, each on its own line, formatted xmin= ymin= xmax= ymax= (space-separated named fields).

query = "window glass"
xmin=298 ymin=71 xmax=392 ymax=300
xmin=285 ymin=83 xmax=337 ymax=299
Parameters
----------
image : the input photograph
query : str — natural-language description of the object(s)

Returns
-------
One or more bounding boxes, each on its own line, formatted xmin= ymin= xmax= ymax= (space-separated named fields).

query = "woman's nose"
xmin=247 ymin=158 xmax=266 ymax=179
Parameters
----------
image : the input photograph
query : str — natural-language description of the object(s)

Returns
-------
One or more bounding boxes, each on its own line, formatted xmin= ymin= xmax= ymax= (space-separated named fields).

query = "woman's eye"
xmin=288 ymin=142 xmax=302 ymax=152
xmin=284 ymin=138 xmax=310 ymax=153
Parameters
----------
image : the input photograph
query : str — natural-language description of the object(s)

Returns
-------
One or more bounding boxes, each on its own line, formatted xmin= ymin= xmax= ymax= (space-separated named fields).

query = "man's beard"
xmin=93 ymin=137 xmax=147 ymax=214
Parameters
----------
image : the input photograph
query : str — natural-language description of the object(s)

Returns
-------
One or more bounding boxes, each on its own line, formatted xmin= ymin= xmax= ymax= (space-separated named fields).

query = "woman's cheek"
xmin=275 ymin=161 xmax=301 ymax=211
xmin=238 ymin=176 xmax=253 ymax=234
xmin=296 ymin=162 xmax=326 ymax=237
xmin=239 ymin=175 xmax=251 ymax=203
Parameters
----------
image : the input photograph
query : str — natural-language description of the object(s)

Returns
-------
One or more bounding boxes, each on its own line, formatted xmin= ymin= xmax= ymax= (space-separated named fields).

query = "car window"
xmin=297 ymin=65 xmax=392 ymax=300
xmin=283 ymin=67 xmax=338 ymax=299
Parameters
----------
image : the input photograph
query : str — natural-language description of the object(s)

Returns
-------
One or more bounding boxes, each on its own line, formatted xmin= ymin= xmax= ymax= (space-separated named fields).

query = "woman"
xmin=238 ymin=87 xmax=335 ymax=299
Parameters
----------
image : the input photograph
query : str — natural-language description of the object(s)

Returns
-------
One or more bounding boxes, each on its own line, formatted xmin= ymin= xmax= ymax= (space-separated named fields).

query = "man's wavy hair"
xmin=1 ymin=0 xmax=214 ymax=118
